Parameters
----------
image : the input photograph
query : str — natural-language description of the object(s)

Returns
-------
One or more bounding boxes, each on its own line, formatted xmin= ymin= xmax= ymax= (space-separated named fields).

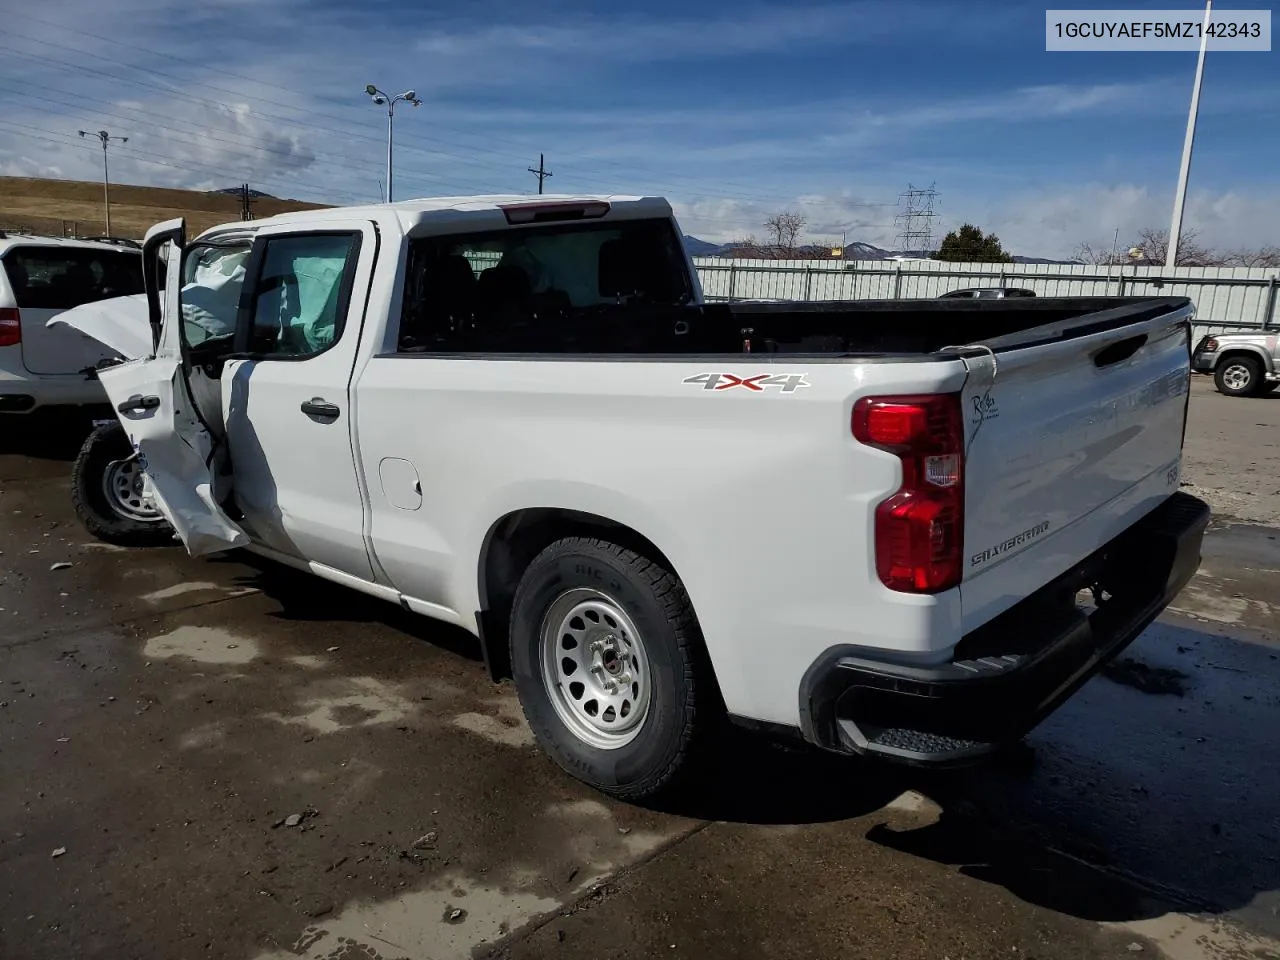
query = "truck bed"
xmin=404 ymin=295 xmax=1193 ymax=358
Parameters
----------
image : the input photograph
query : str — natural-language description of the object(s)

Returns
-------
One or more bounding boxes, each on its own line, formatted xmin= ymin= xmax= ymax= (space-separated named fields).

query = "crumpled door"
xmin=94 ymin=218 xmax=249 ymax=557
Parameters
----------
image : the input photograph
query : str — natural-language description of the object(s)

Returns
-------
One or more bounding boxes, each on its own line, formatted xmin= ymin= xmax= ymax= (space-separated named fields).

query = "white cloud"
xmin=670 ymin=183 xmax=1280 ymax=260
xmin=974 ymin=184 xmax=1280 ymax=258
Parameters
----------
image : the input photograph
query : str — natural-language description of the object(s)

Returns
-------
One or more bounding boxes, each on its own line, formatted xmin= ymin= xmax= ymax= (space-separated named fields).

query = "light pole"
xmin=1167 ymin=0 xmax=1213 ymax=268
xmin=79 ymin=129 xmax=128 ymax=236
xmin=365 ymin=84 xmax=421 ymax=204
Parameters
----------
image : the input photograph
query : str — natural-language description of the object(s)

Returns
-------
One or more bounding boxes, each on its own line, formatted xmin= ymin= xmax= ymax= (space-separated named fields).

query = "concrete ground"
xmin=1 ymin=375 xmax=1278 ymax=960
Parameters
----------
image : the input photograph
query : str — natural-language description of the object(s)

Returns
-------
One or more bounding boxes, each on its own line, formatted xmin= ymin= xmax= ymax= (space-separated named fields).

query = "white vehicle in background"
xmin=0 ymin=232 xmax=146 ymax=414
xmin=62 ymin=195 xmax=1209 ymax=801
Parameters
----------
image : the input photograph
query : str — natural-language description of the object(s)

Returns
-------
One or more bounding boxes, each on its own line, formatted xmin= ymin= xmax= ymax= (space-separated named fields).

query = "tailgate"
xmin=958 ymin=308 xmax=1191 ymax=632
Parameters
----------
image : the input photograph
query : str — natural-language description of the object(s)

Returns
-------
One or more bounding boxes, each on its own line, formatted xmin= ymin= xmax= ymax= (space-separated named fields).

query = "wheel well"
xmin=1217 ymin=350 xmax=1265 ymax=370
xmin=476 ymin=509 xmax=679 ymax=682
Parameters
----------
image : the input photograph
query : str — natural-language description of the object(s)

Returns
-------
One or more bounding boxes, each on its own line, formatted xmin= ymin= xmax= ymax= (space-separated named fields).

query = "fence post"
xmin=1117 ymin=267 xmax=1126 ymax=297
xmin=804 ymin=265 xmax=813 ymax=301
xmin=728 ymin=264 xmax=737 ymax=303
xmin=1264 ymin=275 xmax=1278 ymax=330
xmin=893 ymin=263 xmax=902 ymax=298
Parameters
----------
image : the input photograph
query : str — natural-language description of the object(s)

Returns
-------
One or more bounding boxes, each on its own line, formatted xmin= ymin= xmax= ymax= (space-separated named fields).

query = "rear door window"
xmin=2 ymin=247 xmax=145 ymax=310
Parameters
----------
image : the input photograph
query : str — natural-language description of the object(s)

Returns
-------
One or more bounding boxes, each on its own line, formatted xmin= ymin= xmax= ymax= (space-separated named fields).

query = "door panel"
xmin=96 ymin=223 xmax=247 ymax=557
xmin=221 ymin=223 xmax=377 ymax=580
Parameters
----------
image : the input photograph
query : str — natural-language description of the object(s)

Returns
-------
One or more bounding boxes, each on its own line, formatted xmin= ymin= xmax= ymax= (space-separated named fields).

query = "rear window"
xmin=398 ymin=216 xmax=694 ymax=352
xmin=2 ymin=247 xmax=145 ymax=310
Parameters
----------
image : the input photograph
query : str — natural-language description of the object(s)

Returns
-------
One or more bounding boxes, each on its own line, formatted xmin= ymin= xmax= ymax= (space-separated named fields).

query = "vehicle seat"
xmin=598 ymin=237 xmax=676 ymax=303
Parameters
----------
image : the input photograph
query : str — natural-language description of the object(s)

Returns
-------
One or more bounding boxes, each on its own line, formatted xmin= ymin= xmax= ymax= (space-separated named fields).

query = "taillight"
xmin=1202 ymin=337 xmax=1219 ymax=352
xmin=852 ymin=393 xmax=964 ymax=593
xmin=0 ymin=308 xmax=20 ymax=347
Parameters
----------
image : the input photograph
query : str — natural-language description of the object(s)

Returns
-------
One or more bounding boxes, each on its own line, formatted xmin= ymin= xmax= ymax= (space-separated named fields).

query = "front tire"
xmin=1215 ymin=356 xmax=1264 ymax=397
xmin=508 ymin=537 xmax=716 ymax=800
xmin=71 ymin=422 xmax=175 ymax=547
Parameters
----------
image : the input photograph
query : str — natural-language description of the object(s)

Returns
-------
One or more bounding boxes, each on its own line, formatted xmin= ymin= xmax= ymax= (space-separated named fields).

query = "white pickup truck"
xmin=66 ymin=194 xmax=1209 ymax=799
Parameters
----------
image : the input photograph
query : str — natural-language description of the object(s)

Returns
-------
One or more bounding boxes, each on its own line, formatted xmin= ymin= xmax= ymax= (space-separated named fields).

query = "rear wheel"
xmin=508 ymin=536 xmax=716 ymax=800
xmin=71 ymin=421 xmax=175 ymax=547
xmin=1215 ymin=356 xmax=1264 ymax=397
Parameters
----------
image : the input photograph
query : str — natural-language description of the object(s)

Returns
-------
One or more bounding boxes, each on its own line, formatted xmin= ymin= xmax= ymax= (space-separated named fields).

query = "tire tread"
xmin=509 ymin=535 xmax=715 ymax=800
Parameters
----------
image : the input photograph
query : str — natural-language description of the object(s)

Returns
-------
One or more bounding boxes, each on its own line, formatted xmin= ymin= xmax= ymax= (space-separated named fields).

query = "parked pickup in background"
xmin=1192 ymin=330 xmax=1280 ymax=397
xmin=61 ymin=194 xmax=1209 ymax=800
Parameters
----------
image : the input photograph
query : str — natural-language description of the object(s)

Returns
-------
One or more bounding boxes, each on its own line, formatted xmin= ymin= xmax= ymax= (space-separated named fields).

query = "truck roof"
xmin=197 ymin=194 xmax=673 ymax=242
xmin=0 ymin=234 xmax=144 ymax=256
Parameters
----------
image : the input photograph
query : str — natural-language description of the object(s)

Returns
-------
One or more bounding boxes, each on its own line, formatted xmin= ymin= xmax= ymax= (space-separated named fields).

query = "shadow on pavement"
xmin=212 ymin=550 xmax=485 ymax=665
xmin=864 ymin=617 xmax=1280 ymax=930
xmin=0 ymin=408 xmax=108 ymax=460
xmin=206 ymin=549 xmax=1280 ymax=933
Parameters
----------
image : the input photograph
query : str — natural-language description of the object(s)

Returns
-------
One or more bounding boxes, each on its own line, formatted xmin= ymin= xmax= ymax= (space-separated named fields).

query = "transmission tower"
xmin=894 ymin=182 xmax=939 ymax=256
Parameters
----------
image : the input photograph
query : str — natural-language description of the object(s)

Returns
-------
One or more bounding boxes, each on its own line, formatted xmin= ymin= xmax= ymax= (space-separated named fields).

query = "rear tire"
xmin=71 ymin=422 xmax=175 ymax=547
xmin=1214 ymin=356 xmax=1264 ymax=397
xmin=508 ymin=536 xmax=717 ymax=800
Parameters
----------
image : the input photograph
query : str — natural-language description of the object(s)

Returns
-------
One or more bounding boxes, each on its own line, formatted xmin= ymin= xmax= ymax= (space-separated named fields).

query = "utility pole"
xmin=239 ymin=183 xmax=255 ymax=221
xmin=527 ymin=153 xmax=553 ymax=194
xmin=1168 ymin=0 xmax=1213 ymax=268
xmin=365 ymin=84 xmax=422 ymax=204
xmin=78 ymin=129 xmax=127 ymax=236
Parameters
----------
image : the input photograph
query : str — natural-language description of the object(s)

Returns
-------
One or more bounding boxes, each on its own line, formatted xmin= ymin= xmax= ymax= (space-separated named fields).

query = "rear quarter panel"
xmin=355 ymin=355 xmax=968 ymax=728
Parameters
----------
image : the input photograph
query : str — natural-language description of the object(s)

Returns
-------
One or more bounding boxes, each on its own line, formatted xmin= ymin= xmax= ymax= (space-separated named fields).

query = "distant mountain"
xmin=681 ymin=235 xmax=727 ymax=256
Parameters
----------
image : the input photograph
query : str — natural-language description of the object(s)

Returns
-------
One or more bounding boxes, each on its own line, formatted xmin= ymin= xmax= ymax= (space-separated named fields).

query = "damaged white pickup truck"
xmin=64 ymin=195 xmax=1209 ymax=799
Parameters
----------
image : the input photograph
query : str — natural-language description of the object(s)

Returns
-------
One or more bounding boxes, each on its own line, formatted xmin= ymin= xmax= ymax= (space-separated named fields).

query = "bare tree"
xmin=1222 ymin=246 xmax=1280 ymax=268
xmin=1129 ymin=227 xmax=1219 ymax=266
xmin=763 ymin=211 xmax=807 ymax=256
xmin=1070 ymin=241 xmax=1126 ymax=266
xmin=723 ymin=235 xmax=770 ymax=259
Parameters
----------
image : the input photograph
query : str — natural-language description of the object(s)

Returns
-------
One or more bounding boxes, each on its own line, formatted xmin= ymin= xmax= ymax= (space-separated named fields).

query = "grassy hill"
xmin=0 ymin=176 xmax=329 ymax=240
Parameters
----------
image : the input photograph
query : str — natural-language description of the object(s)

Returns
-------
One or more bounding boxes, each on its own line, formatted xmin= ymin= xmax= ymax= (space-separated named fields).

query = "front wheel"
xmin=1214 ymin=356 xmax=1264 ymax=397
xmin=508 ymin=537 xmax=717 ymax=800
xmin=71 ymin=421 xmax=175 ymax=547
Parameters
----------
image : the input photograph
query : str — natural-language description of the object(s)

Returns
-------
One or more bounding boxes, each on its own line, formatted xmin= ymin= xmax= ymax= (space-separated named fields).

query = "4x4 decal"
xmin=683 ymin=373 xmax=811 ymax=394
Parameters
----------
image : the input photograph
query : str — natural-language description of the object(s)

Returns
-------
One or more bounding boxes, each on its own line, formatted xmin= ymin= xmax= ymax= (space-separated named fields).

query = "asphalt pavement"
xmin=1 ymin=376 xmax=1277 ymax=960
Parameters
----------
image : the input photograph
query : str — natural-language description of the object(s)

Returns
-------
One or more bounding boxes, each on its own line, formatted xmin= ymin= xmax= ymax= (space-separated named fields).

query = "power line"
xmin=0 ymin=22 xmax=901 ymax=210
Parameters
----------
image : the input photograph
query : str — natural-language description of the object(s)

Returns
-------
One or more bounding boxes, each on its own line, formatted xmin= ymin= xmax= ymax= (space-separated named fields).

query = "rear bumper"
xmin=0 ymin=374 xmax=109 ymax=413
xmin=798 ymin=491 xmax=1210 ymax=764
xmin=1190 ymin=351 xmax=1216 ymax=373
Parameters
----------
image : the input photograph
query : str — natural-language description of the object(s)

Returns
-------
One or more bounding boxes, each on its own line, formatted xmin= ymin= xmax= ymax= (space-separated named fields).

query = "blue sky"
xmin=0 ymin=0 xmax=1276 ymax=257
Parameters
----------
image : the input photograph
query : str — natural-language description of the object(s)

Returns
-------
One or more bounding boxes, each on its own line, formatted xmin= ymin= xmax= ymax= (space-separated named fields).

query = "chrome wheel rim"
xmin=538 ymin=588 xmax=652 ymax=750
xmin=102 ymin=458 xmax=163 ymax=523
xmin=1223 ymin=363 xmax=1251 ymax=391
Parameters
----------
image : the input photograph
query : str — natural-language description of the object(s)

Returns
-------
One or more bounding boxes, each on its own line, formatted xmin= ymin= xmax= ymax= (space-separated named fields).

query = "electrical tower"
xmin=894 ymin=182 xmax=939 ymax=256
xmin=527 ymin=154 xmax=553 ymax=194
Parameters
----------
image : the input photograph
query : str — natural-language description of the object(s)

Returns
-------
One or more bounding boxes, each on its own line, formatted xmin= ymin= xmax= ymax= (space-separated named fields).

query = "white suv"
xmin=0 ymin=232 xmax=145 ymax=414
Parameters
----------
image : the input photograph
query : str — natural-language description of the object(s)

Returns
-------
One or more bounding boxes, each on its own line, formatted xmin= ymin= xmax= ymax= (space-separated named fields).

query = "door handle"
xmin=117 ymin=393 xmax=160 ymax=414
xmin=300 ymin=398 xmax=341 ymax=422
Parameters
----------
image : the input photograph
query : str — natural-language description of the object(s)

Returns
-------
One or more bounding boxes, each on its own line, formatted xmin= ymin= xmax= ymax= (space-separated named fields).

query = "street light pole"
xmin=78 ymin=129 xmax=128 ymax=236
xmin=1167 ymin=0 xmax=1213 ymax=268
xmin=365 ymin=84 xmax=422 ymax=204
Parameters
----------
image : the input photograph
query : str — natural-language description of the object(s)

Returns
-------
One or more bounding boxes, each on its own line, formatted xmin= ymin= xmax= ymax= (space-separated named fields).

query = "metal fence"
xmin=693 ymin=257 xmax=1280 ymax=340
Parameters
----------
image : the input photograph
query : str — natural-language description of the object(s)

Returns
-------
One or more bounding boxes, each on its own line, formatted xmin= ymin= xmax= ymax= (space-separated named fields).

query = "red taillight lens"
xmin=853 ymin=394 xmax=964 ymax=593
xmin=0 ymin=308 xmax=20 ymax=347
xmin=1202 ymin=337 xmax=1219 ymax=351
